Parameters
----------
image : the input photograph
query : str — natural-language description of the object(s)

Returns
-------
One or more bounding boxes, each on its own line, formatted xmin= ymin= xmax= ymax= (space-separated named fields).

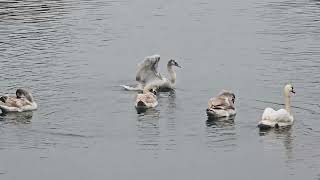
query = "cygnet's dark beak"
xmin=175 ymin=62 xmax=181 ymax=68
xmin=291 ymin=89 xmax=296 ymax=94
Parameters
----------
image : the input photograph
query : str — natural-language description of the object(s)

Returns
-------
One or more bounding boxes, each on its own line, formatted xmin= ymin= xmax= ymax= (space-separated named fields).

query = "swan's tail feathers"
xmin=262 ymin=116 xmax=271 ymax=121
xmin=120 ymin=85 xmax=142 ymax=91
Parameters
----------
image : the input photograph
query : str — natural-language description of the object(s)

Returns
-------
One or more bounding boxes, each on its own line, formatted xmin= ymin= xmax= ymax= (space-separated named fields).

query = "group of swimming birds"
xmin=121 ymin=54 xmax=296 ymax=130
xmin=0 ymin=54 xmax=296 ymax=130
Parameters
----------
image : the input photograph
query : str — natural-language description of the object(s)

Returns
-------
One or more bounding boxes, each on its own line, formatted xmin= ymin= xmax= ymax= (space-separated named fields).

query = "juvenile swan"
xmin=258 ymin=84 xmax=295 ymax=129
xmin=206 ymin=90 xmax=236 ymax=118
xmin=135 ymin=86 xmax=158 ymax=109
xmin=122 ymin=55 xmax=181 ymax=91
xmin=0 ymin=89 xmax=38 ymax=113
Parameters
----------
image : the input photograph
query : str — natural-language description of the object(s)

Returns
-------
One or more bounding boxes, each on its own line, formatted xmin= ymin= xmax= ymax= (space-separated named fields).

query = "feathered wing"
xmin=0 ymin=97 xmax=37 ymax=113
xmin=260 ymin=108 xmax=293 ymax=127
xmin=273 ymin=109 xmax=293 ymax=124
xmin=0 ymin=104 xmax=22 ymax=112
xmin=135 ymin=55 xmax=162 ymax=85
xmin=262 ymin=107 xmax=276 ymax=120
xmin=208 ymin=94 xmax=235 ymax=110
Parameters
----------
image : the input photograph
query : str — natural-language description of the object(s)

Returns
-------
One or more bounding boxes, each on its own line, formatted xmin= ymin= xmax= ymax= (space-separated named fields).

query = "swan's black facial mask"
xmin=175 ymin=62 xmax=181 ymax=68
xmin=169 ymin=59 xmax=181 ymax=68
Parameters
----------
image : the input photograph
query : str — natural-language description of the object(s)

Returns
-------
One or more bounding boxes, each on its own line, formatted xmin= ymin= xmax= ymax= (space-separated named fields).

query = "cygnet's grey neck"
xmin=167 ymin=64 xmax=176 ymax=85
xmin=25 ymin=93 xmax=34 ymax=102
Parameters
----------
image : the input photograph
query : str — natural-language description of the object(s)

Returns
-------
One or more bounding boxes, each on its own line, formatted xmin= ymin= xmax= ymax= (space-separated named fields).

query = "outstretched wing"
xmin=136 ymin=55 xmax=162 ymax=85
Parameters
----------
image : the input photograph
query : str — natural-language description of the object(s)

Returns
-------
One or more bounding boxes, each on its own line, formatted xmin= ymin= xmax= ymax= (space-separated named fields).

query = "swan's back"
xmin=208 ymin=91 xmax=235 ymax=110
xmin=261 ymin=108 xmax=293 ymax=127
xmin=0 ymin=96 xmax=37 ymax=113
xmin=135 ymin=92 xmax=158 ymax=108
xmin=207 ymin=91 xmax=236 ymax=118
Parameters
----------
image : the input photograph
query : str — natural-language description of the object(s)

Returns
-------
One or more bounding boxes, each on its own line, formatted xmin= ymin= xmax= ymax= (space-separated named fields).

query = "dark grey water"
xmin=1 ymin=0 xmax=320 ymax=179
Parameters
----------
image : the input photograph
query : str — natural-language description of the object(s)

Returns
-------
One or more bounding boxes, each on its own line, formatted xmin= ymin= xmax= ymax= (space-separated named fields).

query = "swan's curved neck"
xmin=284 ymin=92 xmax=291 ymax=115
xmin=25 ymin=93 xmax=34 ymax=102
xmin=167 ymin=65 xmax=176 ymax=85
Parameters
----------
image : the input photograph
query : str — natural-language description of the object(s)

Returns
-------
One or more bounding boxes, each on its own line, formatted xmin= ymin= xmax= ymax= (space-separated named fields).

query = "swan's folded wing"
xmin=262 ymin=107 xmax=276 ymax=120
xmin=274 ymin=109 xmax=292 ymax=123
xmin=136 ymin=55 xmax=162 ymax=84
xmin=0 ymin=98 xmax=37 ymax=112
xmin=21 ymin=104 xmax=37 ymax=111
xmin=0 ymin=104 xmax=22 ymax=112
xmin=262 ymin=108 xmax=292 ymax=123
xmin=208 ymin=96 xmax=233 ymax=110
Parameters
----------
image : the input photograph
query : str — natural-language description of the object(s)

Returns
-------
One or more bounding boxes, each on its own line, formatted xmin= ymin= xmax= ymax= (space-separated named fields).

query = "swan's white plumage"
xmin=258 ymin=84 xmax=295 ymax=129
xmin=259 ymin=108 xmax=293 ymax=127
xmin=121 ymin=84 xmax=143 ymax=91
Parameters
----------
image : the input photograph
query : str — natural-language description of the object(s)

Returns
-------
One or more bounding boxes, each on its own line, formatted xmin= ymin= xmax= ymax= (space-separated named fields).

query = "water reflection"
xmin=0 ymin=1 xmax=69 ymax=23
xmin=135 ymin=91 xmax=178 ymax=154
xmin=163 ymin=91 xmax=177 ymax=151
xmin=205 ymin=117 xmax=237 ymax=152
xmin=136 ymin=109 xmax=160 ymax=156
xmin=259 ymin=127 xmax=294 ymax=165
xmin=206 ymin=117 xmax=235 ymax=128
xmin=0 ymin=111 xmax=33 ymax=125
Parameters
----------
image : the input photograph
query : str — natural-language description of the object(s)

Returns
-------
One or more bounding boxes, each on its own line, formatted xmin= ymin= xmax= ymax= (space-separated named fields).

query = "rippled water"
xmin=0 ymin=0 xmax=319 ymax=179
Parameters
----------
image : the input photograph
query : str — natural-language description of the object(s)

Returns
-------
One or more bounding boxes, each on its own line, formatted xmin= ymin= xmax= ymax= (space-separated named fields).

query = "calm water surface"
xmin=0 ymin=0 xmax=320 ymax=179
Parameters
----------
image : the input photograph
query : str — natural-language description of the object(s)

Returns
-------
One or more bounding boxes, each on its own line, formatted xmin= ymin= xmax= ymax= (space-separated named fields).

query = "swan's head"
xmin=0 ymin=96 xmax=7 ymax=103
xmin=16 ymin=89 xmax=27 ymax=98
xmin=284 ymin=84 xmax=295 ymax=96
xmin=220 ymin=90 xmax=236 ymax=104
xmin=168 ymin=59 xmax=181 ymax=68
xmin=16 ymin=89 xmax=33 ymax=102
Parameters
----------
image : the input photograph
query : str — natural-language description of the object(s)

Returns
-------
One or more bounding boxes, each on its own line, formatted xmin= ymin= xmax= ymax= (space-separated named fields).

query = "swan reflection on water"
xmin=258 ymin=125 xmax=293 ymax=136
xmin=206 ymin=116 xmax=235 ymax=128
xmin=0 ymin=111 xmax=33 ymax=124
xmin=258 ymin=125 xmax=294 ymax=165
xmin=135 ymin=90 xmax=178 ymax=155
xmin=205 ymin=116 xmax=237 ymax=152
xmin=136 ymin=108 xmax=160 ymax=155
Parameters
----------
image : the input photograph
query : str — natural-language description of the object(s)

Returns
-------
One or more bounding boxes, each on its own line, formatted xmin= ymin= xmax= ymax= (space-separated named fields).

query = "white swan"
xmin=0 ymin=89 xmax=38 ymax=113
xmin=206 ymin=90 xmax=236 ymax=118
xmin=135 ymin=86 xmax=158 ymax=110
xmin=258 ymin=84 xmax=295 ymax=129
xmin=122 ymin=54 xmax=181 ymax=92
